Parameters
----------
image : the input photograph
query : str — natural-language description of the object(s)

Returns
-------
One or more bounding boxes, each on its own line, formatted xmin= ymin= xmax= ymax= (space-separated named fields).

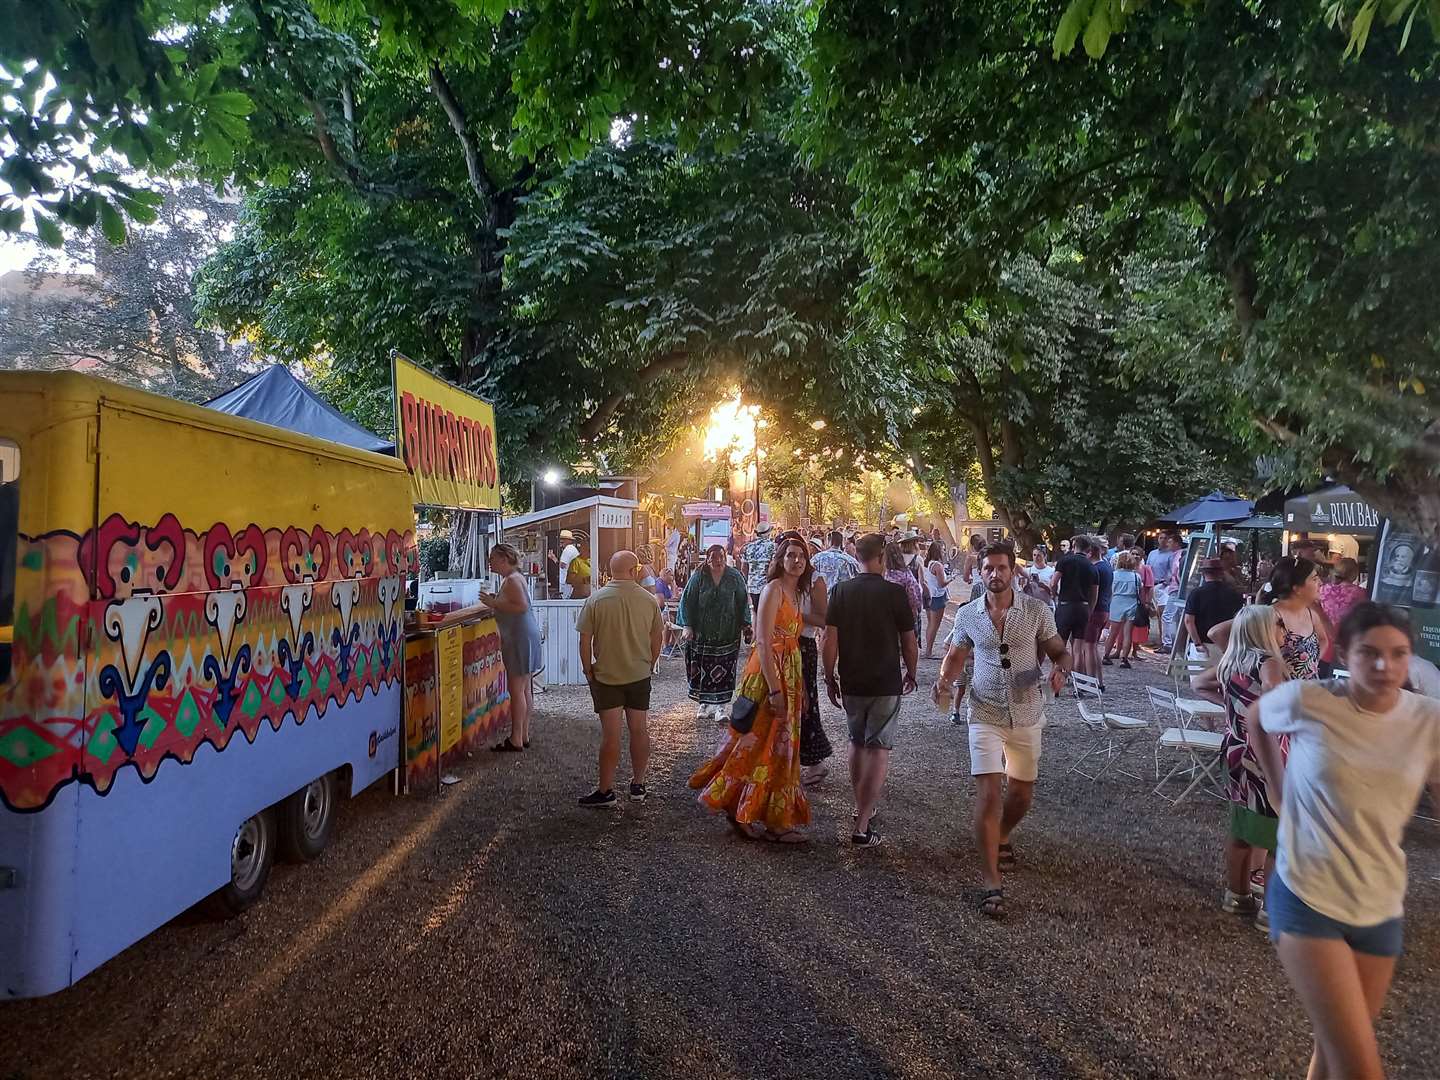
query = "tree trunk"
xmin=960 ymin=413 xmax=1041 ymax=552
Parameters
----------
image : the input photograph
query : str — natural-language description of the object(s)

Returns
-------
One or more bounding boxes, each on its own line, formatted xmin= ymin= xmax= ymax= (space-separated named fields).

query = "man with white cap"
xmin=557 ymin=529 xmax=579 ymax=599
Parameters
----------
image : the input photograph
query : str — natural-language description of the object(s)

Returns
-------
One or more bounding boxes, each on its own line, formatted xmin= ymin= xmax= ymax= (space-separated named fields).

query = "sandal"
xmin=980 ymin=888 xmax=1006 ymax=919
xmin=998 ymin=842 xmax=1017 ymax=871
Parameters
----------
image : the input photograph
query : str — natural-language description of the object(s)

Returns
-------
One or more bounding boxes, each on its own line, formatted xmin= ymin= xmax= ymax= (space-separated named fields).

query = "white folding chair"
xmin=1151 ymin=680 xmax=1226 ymax=805
xmin=1170 ymin=655 xmax=1225 ymax=730
xmin=1067 ymin=673 xmax=1150 ymax=781
xmin=1144 ymin=685 xmax=1183 ymax=781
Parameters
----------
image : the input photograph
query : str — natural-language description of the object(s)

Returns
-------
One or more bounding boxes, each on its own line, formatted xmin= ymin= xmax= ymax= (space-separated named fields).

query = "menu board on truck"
xmin=392 ymin=352 xmax=501 ymax=511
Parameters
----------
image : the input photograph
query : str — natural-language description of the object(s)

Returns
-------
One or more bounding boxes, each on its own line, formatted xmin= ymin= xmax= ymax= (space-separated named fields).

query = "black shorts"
xmin=589 ymin=677 xmax=652 ymax=713
xmin=1055 ymin=601 xmax=1091 ymax=643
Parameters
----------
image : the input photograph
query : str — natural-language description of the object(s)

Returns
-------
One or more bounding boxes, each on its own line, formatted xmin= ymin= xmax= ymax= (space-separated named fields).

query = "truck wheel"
xmin=277 ymin=772 xmax=338 ymax=862
xmin=204 ymin=809 xmax=276 ymax=918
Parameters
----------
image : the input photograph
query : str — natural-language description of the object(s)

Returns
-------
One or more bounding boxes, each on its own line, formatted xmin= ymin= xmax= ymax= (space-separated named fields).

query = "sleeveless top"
xmin=798 ymin=584 xmax=819 ymax=640
xmin=927 ymin=562 xmax=948 ymax=596
xmin=1276 ymin=609 xmax=1320 ymax=680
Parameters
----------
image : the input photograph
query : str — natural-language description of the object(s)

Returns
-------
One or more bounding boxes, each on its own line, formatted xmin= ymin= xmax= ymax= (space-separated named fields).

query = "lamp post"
xmin=751 ymin=408 xmax=761 ymax=532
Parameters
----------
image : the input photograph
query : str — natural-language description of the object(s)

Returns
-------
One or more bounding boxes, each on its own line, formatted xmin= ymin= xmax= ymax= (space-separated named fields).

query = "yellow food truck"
xmin=0 ymin=371 xmax=421 ymax=998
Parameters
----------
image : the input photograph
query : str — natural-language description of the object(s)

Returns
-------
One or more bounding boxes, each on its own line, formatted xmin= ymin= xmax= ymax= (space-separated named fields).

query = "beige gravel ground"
xmin=3 ymin=644 xmax=1439 ymax=1080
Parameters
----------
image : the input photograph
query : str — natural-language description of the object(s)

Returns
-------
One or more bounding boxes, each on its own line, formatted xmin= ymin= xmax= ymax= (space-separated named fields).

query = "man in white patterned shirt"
xmin=741 ymin=523 xmax=776 ymax=613
xmin=935 ymin=542 xmax=1071 ymax=919
xmin=812 ymin=529 xmax=860 ymax=592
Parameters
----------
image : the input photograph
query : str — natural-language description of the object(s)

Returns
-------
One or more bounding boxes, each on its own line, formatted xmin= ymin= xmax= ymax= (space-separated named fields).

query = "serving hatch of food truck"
xmin=0 ymin=360 xmax=508 ymax=999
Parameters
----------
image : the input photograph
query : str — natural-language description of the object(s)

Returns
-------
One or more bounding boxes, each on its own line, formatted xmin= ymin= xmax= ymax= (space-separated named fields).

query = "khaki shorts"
xmin=968 ymin=723 xmax=1042 ymax=783
xmin=843 ymin=695 xmax=902 ymax=749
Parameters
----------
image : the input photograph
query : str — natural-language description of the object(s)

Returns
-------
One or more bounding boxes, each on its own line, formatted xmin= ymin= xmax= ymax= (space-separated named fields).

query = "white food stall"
xmin=502 ymin=493 xmax=642 ymax=685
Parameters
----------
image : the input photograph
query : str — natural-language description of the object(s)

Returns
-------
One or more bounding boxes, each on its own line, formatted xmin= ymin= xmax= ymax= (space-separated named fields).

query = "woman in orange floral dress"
xmin=689 ymin=536 xmax=812 ymax=842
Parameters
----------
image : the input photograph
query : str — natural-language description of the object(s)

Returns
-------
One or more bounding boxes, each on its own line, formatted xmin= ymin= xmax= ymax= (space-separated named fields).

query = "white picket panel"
xmin=532 ymin=600 xmax=587 ymax=685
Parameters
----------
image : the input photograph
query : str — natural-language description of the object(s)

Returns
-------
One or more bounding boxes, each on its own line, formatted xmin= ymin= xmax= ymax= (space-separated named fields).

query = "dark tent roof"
xmin=1158 ymin=491 xmax=1254 ymax=525
xmin=204 ymin=365 xmax=393 ymax=454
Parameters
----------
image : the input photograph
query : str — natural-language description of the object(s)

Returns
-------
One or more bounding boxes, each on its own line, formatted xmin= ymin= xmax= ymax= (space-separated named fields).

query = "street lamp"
xmin=543 ymin=469 xmax=561 ymax=485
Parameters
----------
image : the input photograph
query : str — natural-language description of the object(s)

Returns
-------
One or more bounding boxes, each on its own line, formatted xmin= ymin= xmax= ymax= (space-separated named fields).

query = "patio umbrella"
xmin=1160 ymin=490 xmax=1255 ymax=525
xmin=1233 ymin=514 xmax=1282 ymax=530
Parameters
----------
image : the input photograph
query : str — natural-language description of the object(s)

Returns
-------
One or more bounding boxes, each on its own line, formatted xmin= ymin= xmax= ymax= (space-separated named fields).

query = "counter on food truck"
xmin=401 ymin=604 xmax=510 ymax=792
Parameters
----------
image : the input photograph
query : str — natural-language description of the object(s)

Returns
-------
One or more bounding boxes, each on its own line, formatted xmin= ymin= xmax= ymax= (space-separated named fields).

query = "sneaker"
xmin=696 ymin=704 xmax=712 ymax=720
xmin=851 ymin=828 xmax=884 ymax=847
xmin=1255 ymin=905 xmax=1270 ymax=931
xmin=1222 ymin=889 xmax=1260 ymax=916
xmin=852 ymin=810 xmax=883 ymax=832
xmin=629 ymin=782 xmax=647 ymax=802
xmin=578 ymin=789 xmax=616 ymax=808
xmin=1250 ymin=868 xmax=1267 ymax=898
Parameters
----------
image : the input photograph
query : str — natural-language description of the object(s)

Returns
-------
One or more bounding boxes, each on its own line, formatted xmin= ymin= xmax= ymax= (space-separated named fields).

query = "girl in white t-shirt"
xmin=1256 ymin=603 xmax=1440 ymax=1080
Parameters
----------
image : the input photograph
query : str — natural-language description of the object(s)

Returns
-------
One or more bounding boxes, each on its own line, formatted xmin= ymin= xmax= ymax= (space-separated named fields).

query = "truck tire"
xmin=277 ymin=772 xmax=338 ymax=863
xmin=204 ymin=809 xmax=276 ymax=918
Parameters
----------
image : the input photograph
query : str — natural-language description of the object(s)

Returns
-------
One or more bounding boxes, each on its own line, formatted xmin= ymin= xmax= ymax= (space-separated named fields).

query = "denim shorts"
xmin=1267 ymin=873 xmax=1404 ymax=958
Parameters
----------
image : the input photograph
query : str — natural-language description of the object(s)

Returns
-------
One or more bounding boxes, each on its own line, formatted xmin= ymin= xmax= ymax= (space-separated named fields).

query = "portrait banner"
xmin=392 ymin=353 xmax=500 ymax=510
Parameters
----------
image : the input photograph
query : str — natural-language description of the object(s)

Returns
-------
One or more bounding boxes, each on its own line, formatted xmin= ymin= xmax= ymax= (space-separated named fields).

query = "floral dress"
xmin=1222 ymin=656 xmax=1285 ymax=849
xmin=688 ymin=590 xmax=810 ymax=839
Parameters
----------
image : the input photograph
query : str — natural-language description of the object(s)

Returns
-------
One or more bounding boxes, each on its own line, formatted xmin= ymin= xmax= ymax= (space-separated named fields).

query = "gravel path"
xmin=4 ymin=646 xmax=1439 ymax=1080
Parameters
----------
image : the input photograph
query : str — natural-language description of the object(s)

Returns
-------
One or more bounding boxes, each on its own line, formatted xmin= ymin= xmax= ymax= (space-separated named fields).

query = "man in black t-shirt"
xmin=1184 ymin=559 xmax=1244 ymax=660
xmin=1053 ymin=535 xmax=1099 ymax=678
xmin=824 ymin=532 xmax=918 ymax=847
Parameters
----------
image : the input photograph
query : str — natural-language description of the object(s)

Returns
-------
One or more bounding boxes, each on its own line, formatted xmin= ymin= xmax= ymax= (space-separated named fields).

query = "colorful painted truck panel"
xmin=0 ymin=372 xmax=416 ymax=998
xmin=401 ymin=620 xmax=511 ymax=792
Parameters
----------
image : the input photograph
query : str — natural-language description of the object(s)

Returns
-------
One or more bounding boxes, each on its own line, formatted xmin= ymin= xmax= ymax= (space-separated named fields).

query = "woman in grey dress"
xmin=481 ymin=544 xmax=543 ymax=751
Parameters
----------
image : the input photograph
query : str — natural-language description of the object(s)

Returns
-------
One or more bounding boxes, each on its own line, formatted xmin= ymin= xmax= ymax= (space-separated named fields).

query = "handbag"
xmin=729 ymin=693 xmax=759 ymax=734
xmin=730 ymin=668 xmax=770 ymax=733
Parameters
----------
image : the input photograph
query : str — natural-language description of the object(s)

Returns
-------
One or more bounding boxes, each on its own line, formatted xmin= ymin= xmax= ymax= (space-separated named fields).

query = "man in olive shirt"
xmin=576 ymin=550 xmax=664 ymax=807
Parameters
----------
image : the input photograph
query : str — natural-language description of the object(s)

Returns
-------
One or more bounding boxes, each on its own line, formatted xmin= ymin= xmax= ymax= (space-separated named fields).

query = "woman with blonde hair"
xmin=1103 ymin=551 xmax=1144 ymax=669
xmin=480 ymin=543 xmax=544 ymax=752
xmin=1199 ymin=603 xmax=1290 ymax=927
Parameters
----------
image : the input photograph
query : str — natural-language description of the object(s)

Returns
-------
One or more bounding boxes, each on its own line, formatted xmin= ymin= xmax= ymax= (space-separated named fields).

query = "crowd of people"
xmin=482 ymin=517 xmax=1438 ymax=1080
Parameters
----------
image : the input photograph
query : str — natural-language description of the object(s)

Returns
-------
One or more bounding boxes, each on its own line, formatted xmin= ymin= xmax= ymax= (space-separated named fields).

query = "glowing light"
xmin=810 ymin=419 xmax=827 ymax=430
xmin=702 ymin=391 xmax=760 ymax=468
xmin=542 ymin=469 xmax=560 ymax=485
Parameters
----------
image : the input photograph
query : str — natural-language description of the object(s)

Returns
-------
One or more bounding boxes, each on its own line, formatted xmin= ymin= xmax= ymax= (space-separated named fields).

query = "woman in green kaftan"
xmin=679 ymin=543 xmax=752 ymax=720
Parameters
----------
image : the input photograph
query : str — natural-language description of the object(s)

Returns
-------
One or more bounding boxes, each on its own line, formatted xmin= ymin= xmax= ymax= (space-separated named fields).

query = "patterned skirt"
xmin=798 ymin=636 xmax=833 ymax=766
xmin=688 ymin=643 xmax=810 ymax=838
xmin=685 ymin=640 xmax=742 ymax=705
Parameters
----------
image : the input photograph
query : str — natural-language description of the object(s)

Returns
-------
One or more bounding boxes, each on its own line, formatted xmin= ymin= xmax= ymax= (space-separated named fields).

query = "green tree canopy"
xmin=803 ymin=0 xmax=1440 ymax=534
